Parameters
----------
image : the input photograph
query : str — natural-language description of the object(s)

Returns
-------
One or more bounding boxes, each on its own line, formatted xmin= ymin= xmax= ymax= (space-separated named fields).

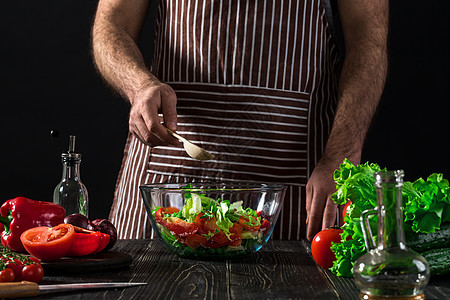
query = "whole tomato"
xmin=342 ymin=201 xmax=351 ymax=223
xmin=21 ymin=264 xmax=44 ymax=283
xmin=0 ymin=268 xmax=15 ymax=282
xmin=311 ymin=227 xmax=343 ymax=269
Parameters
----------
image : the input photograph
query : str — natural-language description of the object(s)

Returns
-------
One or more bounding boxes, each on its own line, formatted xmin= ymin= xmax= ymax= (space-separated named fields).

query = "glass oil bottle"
xmin=353 ymin=170 xmax=430 ymax=299
xmin=53 ymin=135 xmax=89 ymax=217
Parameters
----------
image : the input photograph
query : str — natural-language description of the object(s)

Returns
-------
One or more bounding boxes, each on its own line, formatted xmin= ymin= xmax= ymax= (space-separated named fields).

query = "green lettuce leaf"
xmin=329 ymin=159 xmax=450 ymax=277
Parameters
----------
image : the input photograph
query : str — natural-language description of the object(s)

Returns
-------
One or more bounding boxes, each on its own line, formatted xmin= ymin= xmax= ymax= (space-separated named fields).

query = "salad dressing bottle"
xmin=53 ymin=135 xmax=89 ymax=217
xmin=353 ymin=170 xmax=430 ymax=300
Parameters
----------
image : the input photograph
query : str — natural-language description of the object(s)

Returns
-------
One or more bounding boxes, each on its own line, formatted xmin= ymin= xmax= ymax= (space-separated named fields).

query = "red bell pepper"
xmin=0 ymin=197 xmax=65 ymax=252
xmin=66 ymin=226 xmax=110 ymax=256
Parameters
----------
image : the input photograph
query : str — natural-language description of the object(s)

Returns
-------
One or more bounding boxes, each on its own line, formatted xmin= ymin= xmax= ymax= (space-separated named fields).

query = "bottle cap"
xmin=61 ymin=135 xmax=81 ymax=160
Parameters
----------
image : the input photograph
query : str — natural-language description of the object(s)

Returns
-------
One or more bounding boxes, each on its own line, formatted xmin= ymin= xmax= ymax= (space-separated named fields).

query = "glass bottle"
xmin=53 ymin=136 xmax=89 ymax=217
xmin=353 ymin=170 xmax=430 ymax=300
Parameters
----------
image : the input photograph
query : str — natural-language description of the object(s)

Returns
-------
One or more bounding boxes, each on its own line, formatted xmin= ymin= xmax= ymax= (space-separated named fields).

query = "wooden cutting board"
xmin=41 ymin=251 xmax=132 ymax=275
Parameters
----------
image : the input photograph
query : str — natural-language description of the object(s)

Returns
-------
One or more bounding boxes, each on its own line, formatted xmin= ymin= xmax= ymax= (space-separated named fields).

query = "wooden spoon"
xmin=166 ymin=128 xmax=215 ymax=161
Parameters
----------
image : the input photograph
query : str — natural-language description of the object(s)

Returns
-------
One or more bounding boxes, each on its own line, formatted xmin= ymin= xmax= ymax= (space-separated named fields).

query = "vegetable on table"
xmin=0 ymin=245 xmax=44 ymax=283
xmin=405 ymin=222 xmax=450 ymax=253
xmin=0 ymin=197 xmax=65 ymax=252
xmin=20 ymin=223 xmax=75 ymax=261
xmin=420 ymin=247 xmax=450 ymax=276
xmin=88 ymin=219 xmax=117 ymax=251
xmin=311 ymin=228 xmax=343 ymax=269
xmin=329 ymin=159 xmax=450 ymax=277
xmin=65 ymin=214 xmax=118 ymax=251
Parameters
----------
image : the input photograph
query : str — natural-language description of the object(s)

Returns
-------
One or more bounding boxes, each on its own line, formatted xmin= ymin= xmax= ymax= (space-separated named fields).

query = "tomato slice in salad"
xmin=238 ymin=216 xmax=261 ymax=232
xmin=185 ymin=234 xmax=208 ymax=249
xmin=195 ymin=213 xmax=220 ymax=235
xmin=20 ymin=224 xmax=75 ymax=261
xmin=155 ymin=207 xmax=198 ymax=237
xmin=227 ymin=223 xmax=243 ymax=246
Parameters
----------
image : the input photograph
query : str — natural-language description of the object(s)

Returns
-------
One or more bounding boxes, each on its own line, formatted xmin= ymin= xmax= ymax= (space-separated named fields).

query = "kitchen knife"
xmin=0 ymin=281 xmax=147 ymax=298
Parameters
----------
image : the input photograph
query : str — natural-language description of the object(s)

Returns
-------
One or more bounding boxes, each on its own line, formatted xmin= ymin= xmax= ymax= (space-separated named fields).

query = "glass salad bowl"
xmin=140 ymin=182 xmax=286 ymax=259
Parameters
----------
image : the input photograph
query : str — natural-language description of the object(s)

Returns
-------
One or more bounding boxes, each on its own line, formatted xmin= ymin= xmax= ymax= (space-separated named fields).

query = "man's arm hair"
xmin=323 ymin=0 xmax=389 ymax=164
xmin=91 ymin=0 xmax=158 ymax=104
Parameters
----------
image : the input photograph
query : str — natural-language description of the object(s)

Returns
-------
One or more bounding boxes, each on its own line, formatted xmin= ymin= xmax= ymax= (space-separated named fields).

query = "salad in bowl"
xmin=140 ymin=183 xmax=286 ymax=258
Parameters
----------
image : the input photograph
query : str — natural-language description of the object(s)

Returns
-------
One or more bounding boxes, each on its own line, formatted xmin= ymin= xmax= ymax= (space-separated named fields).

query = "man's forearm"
xmin=323 ymin=40 xmax=388 ymax=164
xmin=92 ymin=2 xmax=157 ymax=104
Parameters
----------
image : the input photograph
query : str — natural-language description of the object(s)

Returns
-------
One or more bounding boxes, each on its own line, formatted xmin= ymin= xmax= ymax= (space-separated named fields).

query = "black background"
xmin=1 ymin=1 xmax=449 ymax=221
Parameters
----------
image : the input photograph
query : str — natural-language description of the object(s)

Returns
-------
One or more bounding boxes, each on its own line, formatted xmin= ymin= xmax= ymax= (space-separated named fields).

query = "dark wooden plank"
xmin=106 ymin=239 xmax=230 ymax=299
xmin=228 ymin=240 xmax=340 ymax=299
xmin=424 ymin=276 xmax=450 ymax=300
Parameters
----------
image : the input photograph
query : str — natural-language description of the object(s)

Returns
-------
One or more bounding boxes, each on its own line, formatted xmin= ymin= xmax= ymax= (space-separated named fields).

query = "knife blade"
xmin=0 ymin=281 xmax=147 ymax=298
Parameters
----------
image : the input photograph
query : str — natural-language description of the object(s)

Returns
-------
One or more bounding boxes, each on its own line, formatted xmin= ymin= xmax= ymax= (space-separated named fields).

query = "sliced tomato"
xmin=194 ymin=213 xmax=208 ymax=234
xmin=155 ymin=207 xmax=198 ymax=237
xmin=227 ymin=223 xmax=243 ymax=246
xmin=20 ymin=224 xmax=75 ymax=261
xmin=195 ymin=213 xmax=219 ymax=235
xmin=185 ymin=234 xmax=208 ymax=249
xmin=260 ymin=219 xmax=270 ymax=232
xmin=209 ymin=230 xmax=228 ymax=244
xmin=238 ymin=216 xmax=261 ymax=232
xmin=164 ymin=206 xmax=180 ymax=215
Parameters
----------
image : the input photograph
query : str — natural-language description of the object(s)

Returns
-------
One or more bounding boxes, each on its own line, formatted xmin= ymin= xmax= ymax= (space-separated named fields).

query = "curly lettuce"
xmin=330 ymin=159 xmax=450 ymax=277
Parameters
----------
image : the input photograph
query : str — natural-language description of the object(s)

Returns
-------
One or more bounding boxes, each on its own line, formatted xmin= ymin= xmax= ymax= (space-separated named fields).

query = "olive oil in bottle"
xmin=53 ymin=135 xmax=89 ymax=217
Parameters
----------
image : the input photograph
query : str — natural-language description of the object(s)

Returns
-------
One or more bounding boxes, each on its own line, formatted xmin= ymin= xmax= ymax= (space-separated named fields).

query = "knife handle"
xmin=0 ymin=281 xmax=39 ymax=298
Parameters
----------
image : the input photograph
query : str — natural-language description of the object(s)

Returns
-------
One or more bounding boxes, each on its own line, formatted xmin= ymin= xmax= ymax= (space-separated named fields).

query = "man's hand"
xmin=129 ymin=82 xmax=178 ymax=147
xmin=92 ymin=0 xmax=179 ymax=147
xmin=305 ymin=158 xmax=341 ymax=241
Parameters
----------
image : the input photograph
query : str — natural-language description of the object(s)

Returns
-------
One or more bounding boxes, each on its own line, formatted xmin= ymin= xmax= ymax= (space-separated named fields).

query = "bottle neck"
xmin=61 ymin=159 xmax=82 ymax=181
xmin=376 ymin=184 xmax=406 ymax=249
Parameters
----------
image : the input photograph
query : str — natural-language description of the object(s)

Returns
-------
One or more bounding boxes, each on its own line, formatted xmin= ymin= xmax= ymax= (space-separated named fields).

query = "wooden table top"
xmin=35 ymin=239 xmax=450 ymax=299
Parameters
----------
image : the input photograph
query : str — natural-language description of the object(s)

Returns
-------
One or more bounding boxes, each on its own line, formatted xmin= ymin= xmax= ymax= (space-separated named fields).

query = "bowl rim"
xmin=139 ymin=182 xmax=287 ymax=192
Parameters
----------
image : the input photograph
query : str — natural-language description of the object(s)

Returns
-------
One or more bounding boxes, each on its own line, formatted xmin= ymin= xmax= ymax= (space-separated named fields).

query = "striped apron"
xmin=110 ymin=0 xmax=343 ymax=240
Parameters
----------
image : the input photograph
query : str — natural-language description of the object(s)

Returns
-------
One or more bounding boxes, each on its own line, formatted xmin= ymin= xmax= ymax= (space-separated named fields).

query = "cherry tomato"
xmin=21 ymin=264 xmax=44 ymax=283
xmin=28 ymin=257 xmax=42 ymax=265
xmin=20 ymin=224 xmax=75 ymax=261
xmin=0 ymin=268 xmax=15 ymax=282
xmin=311 ymin=228 xmax=343 ymax=269
xmin=342 ymin=201 xmax=351 ymax=223
xmin=6 ymin=259 xmax=23 ymax=281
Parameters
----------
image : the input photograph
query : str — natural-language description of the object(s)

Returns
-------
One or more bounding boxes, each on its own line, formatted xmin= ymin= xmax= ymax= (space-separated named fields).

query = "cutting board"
xmin=41 ymin=251 xmax=132 ymax=275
